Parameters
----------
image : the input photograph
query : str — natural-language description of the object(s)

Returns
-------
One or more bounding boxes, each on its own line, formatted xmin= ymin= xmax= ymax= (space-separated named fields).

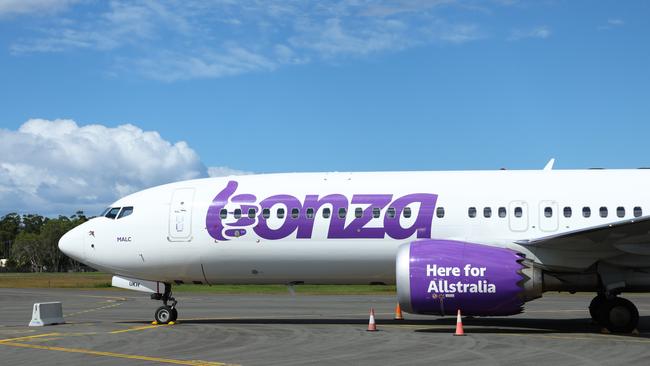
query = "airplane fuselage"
xmin=60 ymin=169 xmax=650 ymax=285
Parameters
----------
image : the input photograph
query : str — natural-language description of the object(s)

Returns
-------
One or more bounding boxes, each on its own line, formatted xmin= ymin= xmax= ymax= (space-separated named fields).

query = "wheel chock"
xmin=600 ymin=327 xmax=611 ymax=334
xmin=169 ymin=321 xmax=175 ymax=325
xmin=632 ymin=328 xmax=640 ymax=336
xmin=151 ymin=321 xmax=158 ymax=325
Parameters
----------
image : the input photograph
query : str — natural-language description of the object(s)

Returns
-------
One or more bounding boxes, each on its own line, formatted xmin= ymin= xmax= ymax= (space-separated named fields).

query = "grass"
xmin=0 ymin=272 xmax=396 ymax=295
xmin=0 ymin=272 xmax=112 ymax=288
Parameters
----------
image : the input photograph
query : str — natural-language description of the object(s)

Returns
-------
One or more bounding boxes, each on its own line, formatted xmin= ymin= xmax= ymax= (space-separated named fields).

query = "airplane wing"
xmin=516 ymin=215 xmax=650 ymax=255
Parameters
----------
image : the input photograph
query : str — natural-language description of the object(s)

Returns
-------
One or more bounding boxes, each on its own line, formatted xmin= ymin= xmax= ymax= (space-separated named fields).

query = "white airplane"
xmin=59 ymin=162 xmax=650 ymax=332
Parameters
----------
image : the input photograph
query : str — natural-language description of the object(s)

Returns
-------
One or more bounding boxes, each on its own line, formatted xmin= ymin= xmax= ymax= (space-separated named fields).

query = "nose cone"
xmin=58 ymin=226 xmax=84 ymax=261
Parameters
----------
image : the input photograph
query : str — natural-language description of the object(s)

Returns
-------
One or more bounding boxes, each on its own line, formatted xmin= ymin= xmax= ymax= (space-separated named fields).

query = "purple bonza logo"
xmin=206 ymin=181 xmax=438 ymax=241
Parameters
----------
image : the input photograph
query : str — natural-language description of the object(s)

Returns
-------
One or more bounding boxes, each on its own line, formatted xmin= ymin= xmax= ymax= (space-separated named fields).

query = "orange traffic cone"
xmin=367 ymin=308 xmax=378 ymax=331
xmin=454 ymin=309 xmax=466 ymax=336
xmin=394 ymin=303 xmax=404 ymax=320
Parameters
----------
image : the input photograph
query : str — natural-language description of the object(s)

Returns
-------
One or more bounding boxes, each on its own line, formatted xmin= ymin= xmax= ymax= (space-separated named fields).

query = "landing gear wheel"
xmin=589 ymin=295 xmax=606 ymax=321
xmin=598 ymin=297 xmax=639 ymax=333
xmin=170 ymin=308 xmax=178 ymax=322
xmin=155 ymin=305 xmax=173 ymax=324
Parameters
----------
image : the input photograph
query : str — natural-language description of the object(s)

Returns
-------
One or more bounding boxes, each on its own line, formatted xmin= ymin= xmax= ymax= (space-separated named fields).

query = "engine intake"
xmin=396 ymin=240 xmax=542 ymax=316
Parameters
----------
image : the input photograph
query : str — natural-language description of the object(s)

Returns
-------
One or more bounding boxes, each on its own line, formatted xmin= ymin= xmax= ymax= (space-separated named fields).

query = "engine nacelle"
xmin=396 ymin=240 xmax=542 ymax=316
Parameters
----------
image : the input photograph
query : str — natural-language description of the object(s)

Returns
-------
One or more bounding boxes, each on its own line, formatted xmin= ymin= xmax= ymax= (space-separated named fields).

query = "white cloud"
xmin=0 ymin=119 xmax=244 ymax=216
xmin=207 ymin=166 xmax=252 ymax=177
xmin=437 ymin=23 xmax=484 ymax=43
xmin=0 ymin=0 xmax=77 ymax=17
xmin=608 ymin=19 xmax=624 ymax=26
xmin=130 ymin=47 xmax=277 ymax=82
xmin=8 ymin=0 xmax=488 ymax=81
xmin=598 ymin=18 xmax=624 ymax=30
xmin=289 ymin=17 xmax=412 ymax=57
xmin=508 ymin=26 xmax=551 ymax=41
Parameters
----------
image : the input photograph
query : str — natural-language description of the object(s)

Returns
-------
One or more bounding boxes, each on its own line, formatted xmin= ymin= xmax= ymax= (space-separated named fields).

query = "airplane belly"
xmin=200 ymin=239 xmax=398 ymax=285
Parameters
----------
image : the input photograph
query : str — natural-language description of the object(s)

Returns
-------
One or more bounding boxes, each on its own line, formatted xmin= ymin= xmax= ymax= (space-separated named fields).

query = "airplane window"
xmin=484 ymin=207 xmax=492 ymax=218
xmin=105 ymin=207 xmax=120 ymax=219
xmin=583 ymin=207 xmax=591 ymax=218
xmin=544 ymin=207 xmax=553 ymax=218
xmin=277 ymin=208 xmax=285 ymax=219
xmin=514 ymin=207 xmax=522 ymax=218
xmin=100 ymin=207 xmax=110 ymax=217
xmin=234 ymin=209 xmax=242 ymax=219
xmin=372 ymin=207 xmax=381 ymax=218
xmin=262 ymin=208 xmax=270 ymax=219
xmin=468 ymin=207 xmax=477 ymax=218
xmin=634 ymin=206 xmax=643 ymax=217
xmin=617 ymin=207 xmax=625 ymax=218
xmin=498 ymin=207 xmax=506 ymax=218
xmin=387 ymin=207 xmax=396 ymax=219
xmin=291 ymin=208 xmax=299 ymax=219
xmin=355 ymin=207 xmax=363 ymax=218
xmin=403 ymin=207 xmax=412 ymax=218
xmin=323 ymin=208 xmax=331 ymax=218
xmin=219 ymin=209 xmax=227 ymax=219
xmin=118 ymin=206 xmax=133 ymax=219
xmin=600 ymin=207 xmax=608 ymax=218
xmin=306 ymin=208 xmax=314 ymax=219
xmin=563 ymin=207 xmax=572 ymax=218
xmin=338 ymin=208 xmax=347 ymax=219
xmin=436 ymin=207 xmax=445 ymax=218
xmin=248 ymin=208 xmax=256 ymax=219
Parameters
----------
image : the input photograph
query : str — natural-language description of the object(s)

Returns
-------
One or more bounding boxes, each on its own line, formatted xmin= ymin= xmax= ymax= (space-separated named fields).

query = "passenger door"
xmin=539 ymin=200 xmax=559 ymax=232
xmin=168 ymin=188 xmax=195 ymax=242
xmin=508 ymin=201 xmax=529 ymax=232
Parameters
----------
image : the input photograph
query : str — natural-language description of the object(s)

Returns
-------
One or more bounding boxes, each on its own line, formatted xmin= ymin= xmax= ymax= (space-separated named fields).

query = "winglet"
xmin=543 ymin=158 xmax=555 ymax=171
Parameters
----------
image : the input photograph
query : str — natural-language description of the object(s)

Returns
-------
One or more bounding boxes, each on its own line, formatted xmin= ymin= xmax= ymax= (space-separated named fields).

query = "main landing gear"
xmin=589 ymin=293 xmax=639 ymax=333
xmin=151 ymin=283 xmax=178 ymax=324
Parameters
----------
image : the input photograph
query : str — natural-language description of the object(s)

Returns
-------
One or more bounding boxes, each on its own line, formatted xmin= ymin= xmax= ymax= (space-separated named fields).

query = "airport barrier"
xmin=29 ymin=302 xmax=65 ymax=326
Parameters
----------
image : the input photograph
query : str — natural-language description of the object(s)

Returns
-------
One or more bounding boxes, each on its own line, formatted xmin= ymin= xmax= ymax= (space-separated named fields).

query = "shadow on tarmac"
xmin=120 ymin=316 xmax=650 ymax=337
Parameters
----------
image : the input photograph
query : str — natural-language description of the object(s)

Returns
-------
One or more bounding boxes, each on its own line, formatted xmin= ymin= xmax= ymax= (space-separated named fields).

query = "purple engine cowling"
xmin=396 ymin=240 xmax=542 ymax=316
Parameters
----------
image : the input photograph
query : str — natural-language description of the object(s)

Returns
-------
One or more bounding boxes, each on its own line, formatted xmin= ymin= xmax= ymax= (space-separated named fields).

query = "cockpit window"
xmin=105 ymin=207 xmax=121 ymax=219
xmin=118 ymin=206 xmax=134 ymax=219
xmin=100 ymin=207 xmax=111 ymax=217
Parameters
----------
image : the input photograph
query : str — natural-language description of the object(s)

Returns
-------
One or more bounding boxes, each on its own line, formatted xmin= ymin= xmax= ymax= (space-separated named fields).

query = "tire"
xmin=600 ymin=297 xmax=639 ymax=333
xmin=170 ymin=308 xmax=178 ymax=322
xmin=155 ymin=305 xmax=173 ymax=324
xmin=589 ymin=295 xmax=606 ymax=320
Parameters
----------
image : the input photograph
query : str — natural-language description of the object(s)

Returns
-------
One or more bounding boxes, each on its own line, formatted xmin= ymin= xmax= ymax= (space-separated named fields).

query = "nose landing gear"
xmin=151 ymin=283 xmax=178 ymax=324
xmin=589 ymin=294 xmax=639 ymax=333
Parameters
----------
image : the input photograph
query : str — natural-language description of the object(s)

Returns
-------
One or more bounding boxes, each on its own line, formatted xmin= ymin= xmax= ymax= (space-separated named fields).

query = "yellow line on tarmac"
xmin=0 ymin=333 xmax=61 ymax=343
xmin=0 ymin=341 xmax=235 ymax=366
xmin=78 ymin=295 xmax=128 ymax=301
xmin=110 ymin=324 xmax=170 ymax=334
xmin=65 ymin=302 xmax=123 ymax=317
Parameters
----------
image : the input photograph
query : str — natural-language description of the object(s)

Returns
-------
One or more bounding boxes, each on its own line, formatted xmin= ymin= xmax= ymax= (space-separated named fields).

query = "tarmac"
xmin=2 ymin=288 xmax=650 ymax=365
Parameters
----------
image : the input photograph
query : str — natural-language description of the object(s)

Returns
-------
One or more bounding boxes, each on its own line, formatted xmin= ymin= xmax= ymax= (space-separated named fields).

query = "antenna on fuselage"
xmin=543 ymin=158 xmax=555 ymax=171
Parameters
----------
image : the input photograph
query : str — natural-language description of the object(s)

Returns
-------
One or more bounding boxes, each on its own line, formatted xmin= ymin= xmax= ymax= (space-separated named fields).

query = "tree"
xmin=21 ymin=214 xmax=45 ymax=234
xmin=11 ymin=232 xmax=45 ymax=272
xmin=0 ymin=213 xmax=21 ymax=258
xmin=4 ymin=212 xmax=88 ymax=272
xmin=40 ymin=216 xmax=77 ymax=272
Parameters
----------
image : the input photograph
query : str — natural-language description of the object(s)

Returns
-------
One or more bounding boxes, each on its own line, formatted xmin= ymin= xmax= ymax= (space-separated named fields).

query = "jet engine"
xmin=396 ymin=240 xmax=542 ymax=316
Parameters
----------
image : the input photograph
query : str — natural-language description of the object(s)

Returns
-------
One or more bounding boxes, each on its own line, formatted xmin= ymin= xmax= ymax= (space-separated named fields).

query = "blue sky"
xmin=0 ymin=0 xmax=649 ymax=214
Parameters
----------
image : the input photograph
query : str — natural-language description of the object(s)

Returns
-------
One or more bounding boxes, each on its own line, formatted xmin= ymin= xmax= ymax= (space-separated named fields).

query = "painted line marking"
xmin=0 ymin=333 xmax=61 ymax=343
xmin=110 ymin=324 xmax=170 ymax=334
xmin=65 ymin=301 xmax=123 ymax=317
xmin=77 ymin=295 xmax=128 ymax=301
xmin=0 ymin=341 xmax=236 ymax=366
